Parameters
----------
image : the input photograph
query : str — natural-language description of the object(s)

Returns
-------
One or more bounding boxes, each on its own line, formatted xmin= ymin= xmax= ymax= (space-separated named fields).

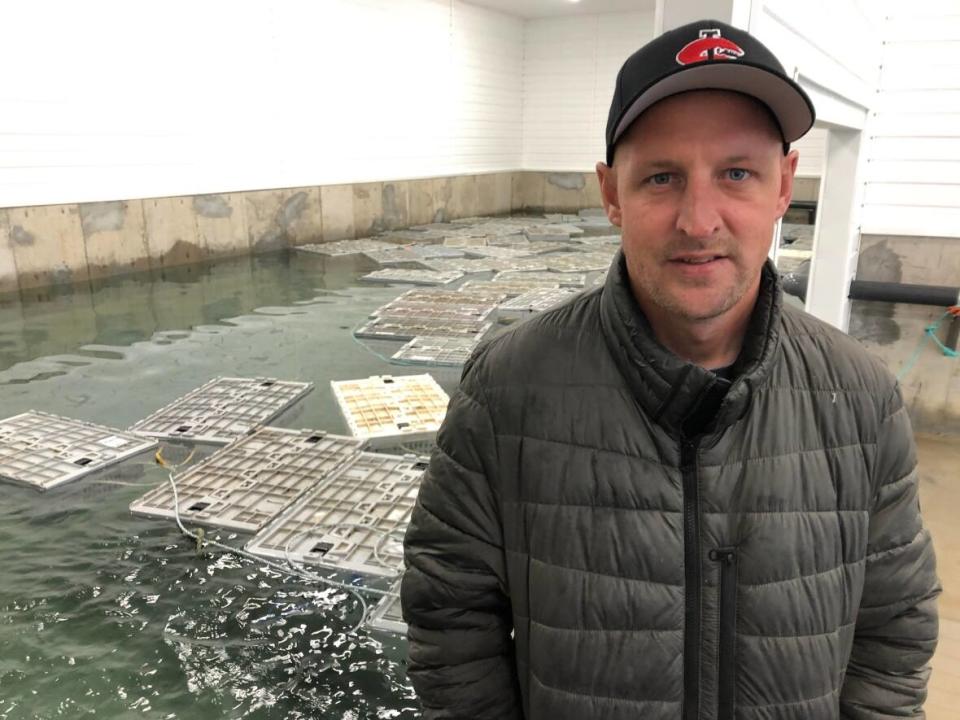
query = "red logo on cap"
xmin=676 ymin=29 xmax=745 ymax=65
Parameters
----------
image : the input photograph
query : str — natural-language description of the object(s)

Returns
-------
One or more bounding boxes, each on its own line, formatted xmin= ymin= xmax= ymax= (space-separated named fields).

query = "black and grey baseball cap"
xmin=605 ymin=19 xmax=815 ymax=165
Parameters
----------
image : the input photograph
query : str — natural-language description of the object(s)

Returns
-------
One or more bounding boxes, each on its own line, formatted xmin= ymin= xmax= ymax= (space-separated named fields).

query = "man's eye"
xmin=727 ymin=168 xmax=751 ymax=181
xmin=647 ymin=172 xmax=673 ymax=186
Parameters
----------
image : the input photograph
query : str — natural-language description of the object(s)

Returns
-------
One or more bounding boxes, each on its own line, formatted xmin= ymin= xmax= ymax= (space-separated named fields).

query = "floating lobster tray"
xmin=129 ymin=377 xmax=313 ymax=445
xmin=360 ymin=269 xmax=464 ymax=286
xmin=366 ymin=583 xmax=406 ymax=635
xmin=129 ymin=428 xmax=363 ymax=534
xmin=497 ymin=287 xmax=582 ymax=320
xmin=354 ymin=316 xmax=491 ymax=342
xmin=391 ymin=335 xmax=482 ymax=367
xmin=0 ymin=411 xmax=157 ymax=491
xmin=493 ymin=271 xmax=587 ymax=288
xmin=245 ymin=452 xmax=427 ymax=578
xmin=297 ymin=239 xmax=396 ymax=256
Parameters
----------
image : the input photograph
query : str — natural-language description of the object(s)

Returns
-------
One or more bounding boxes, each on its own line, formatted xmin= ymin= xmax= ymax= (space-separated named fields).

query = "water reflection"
xmin=0 ymin=251 xmax=379 ymax=372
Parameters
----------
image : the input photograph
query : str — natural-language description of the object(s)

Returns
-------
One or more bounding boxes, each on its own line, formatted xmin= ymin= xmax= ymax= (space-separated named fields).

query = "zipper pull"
xmin=709 ymin=547 xmax=737 ymax=565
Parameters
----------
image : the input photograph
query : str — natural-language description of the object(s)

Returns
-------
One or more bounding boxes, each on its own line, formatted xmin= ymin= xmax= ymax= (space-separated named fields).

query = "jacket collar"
xmin=599 ymin=250 xmax=783 ymax=437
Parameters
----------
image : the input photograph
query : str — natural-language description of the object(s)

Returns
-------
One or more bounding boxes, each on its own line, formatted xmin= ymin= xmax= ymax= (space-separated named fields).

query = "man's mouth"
xmin=670 ymin=254 xmax=726 ymax=265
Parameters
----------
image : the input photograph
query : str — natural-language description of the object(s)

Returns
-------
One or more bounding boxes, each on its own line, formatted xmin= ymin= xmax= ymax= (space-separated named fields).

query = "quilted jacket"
xmin=401 ymin=251 xmax=940 ymax=720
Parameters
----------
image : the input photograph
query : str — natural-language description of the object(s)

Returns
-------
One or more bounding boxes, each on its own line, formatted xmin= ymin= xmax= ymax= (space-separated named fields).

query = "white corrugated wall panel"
xmin=861 ymin=11 xmax=960 ymax=238
xmin=521 ymin=11 xmax=654 ymax=172
xmin=0 ymin=0 xmax=524 ymax=208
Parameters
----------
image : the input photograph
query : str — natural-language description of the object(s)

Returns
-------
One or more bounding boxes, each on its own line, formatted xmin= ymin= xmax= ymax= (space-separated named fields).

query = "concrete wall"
xmin=849 ymin=234 xmax=960 ymax=434
xmin=0 ymin=171 xmax=602 ymax=294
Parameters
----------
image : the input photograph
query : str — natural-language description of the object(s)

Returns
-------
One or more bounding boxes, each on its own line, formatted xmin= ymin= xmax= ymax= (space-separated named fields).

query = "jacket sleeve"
xmin=839 ymin=385 xmax=940 ymax=719
xmin=400 ymin=359 xmax=521 ymax=719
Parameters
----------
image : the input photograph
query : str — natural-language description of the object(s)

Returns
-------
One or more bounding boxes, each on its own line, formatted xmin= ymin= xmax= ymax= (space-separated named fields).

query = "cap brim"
xmin=612 ymin=63 xmax=815 ymax=148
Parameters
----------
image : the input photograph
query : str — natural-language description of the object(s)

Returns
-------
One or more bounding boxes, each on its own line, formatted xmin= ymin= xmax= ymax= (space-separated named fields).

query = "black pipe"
xmin=780 ymin=274 xmax=960 ymax=309
xmin=848 ymin=280 xmax=960 ymax=307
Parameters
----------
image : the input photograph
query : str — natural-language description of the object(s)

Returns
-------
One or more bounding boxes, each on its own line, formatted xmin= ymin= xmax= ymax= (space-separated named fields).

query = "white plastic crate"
xmin=245 ymin=452 xmax=427 ymax=578
xmin=366 ymin=583 xmax=406 ymax=634
xmin=330 ymin=374 xmax=449 ymax=447
xmin=129 ymin=377 xmax=313 ymax=445
xmin=296 ymin=239 xmax=396 ymax=256
xmin=360 ymin=269 xmax=463 ymax=286
xmin=129 ymin=428 xmax=363 ymax=534
xmin=391 ymin=335 xmax=481 ymax=366
xmin=354 ymin=316 xmax=491 ymax=341
xmin=0 ymin=411 xmax=158 ymax=492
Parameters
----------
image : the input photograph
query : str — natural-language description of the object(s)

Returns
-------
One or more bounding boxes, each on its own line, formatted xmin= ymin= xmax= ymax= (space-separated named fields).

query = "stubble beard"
xmin=630 ymin=254 xmax=753 ymax=323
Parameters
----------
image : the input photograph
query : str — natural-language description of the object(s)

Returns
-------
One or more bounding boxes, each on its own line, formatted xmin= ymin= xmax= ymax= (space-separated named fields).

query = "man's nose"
xmin=675 ymin=177 xmax=722 ymax=238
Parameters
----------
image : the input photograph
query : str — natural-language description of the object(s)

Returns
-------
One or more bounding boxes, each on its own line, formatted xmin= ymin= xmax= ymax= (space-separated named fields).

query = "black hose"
xmin=780 ymin=274 xmax=960 ymax=308
xmin=849 ymin=280 xmax=959 ymax=307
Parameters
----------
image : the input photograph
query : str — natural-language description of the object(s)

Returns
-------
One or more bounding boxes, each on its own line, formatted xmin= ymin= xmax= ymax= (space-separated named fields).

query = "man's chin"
xmin=660 ymin=290 xmax=743 ymax=323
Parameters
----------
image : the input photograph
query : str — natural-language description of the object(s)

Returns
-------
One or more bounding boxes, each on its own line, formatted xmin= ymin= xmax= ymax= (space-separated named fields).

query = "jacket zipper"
xmin=680 ymin=437 xmax=701 ymax=720
xmin=709 ymin=546 xmax=738 ymax=720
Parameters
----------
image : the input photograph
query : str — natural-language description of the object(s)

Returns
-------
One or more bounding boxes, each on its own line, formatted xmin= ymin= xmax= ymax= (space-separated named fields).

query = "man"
xmin=402 ymin=19 xmax=939 ymax=720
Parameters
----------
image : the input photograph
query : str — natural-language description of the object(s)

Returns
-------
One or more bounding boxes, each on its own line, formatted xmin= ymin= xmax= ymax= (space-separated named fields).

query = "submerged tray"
xmin=0 ymin=411 xmax=158 ymax=492
xmin=366 ymin=583 xmax=406 ymax=634
xmin=392 ymin=335 xmax=481 ymax=367
xmin=354 ymin=315 xmax=491 ymax=341
xmin=245 ymin=452 xmax=427 ymax=577
xmin=130 ymin=428 xmax=363 ymax=534
xmin=129 ymin=377 xmax=313 ymax=445
xmin=331 ymin=374 xmax=449 ymax=447
xmin=360 ymin=269 xmax=464 ymax=286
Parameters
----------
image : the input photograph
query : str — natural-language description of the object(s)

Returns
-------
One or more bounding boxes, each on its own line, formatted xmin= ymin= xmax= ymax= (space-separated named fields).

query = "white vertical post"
xmin=803 ymin=126 xmax=864 ymax=330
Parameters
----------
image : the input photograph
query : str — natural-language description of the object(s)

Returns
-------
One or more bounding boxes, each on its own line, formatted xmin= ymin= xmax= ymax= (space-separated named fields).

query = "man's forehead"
xmin=616 ymin=90 xmax=783 ymax=161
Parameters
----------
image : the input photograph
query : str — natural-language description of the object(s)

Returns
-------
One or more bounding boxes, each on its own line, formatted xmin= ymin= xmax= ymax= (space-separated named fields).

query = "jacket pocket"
xmin=710 ymin=547 xmax=738 ymax=720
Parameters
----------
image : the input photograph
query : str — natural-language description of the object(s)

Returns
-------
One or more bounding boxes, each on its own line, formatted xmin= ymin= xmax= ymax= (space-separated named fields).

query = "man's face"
xmin=598 ymin=90 xmax=798 ymax=323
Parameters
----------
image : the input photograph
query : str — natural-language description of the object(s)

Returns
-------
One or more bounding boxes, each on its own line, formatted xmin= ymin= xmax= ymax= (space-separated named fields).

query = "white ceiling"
xmin=464 ymin=0 xmax=655 ymax=19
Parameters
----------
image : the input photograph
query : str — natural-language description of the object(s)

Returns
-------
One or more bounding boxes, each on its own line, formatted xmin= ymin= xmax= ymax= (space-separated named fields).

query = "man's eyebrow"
xmin=722 ymin=154 xmax=758 ymax=164
xmin=633 ymin=160 xmax=680 ymax=171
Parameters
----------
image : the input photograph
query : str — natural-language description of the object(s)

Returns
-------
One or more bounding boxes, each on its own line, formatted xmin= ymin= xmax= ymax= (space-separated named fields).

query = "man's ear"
xmin=775 ymin=149 xmax=800 ymax=218
xmin=596 ymin=161 xmax=622 ymax=227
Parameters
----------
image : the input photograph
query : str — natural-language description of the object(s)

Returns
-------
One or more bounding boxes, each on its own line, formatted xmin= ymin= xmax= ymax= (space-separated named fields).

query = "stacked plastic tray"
xmin=330 ymin=374 xmax=449 ymax=448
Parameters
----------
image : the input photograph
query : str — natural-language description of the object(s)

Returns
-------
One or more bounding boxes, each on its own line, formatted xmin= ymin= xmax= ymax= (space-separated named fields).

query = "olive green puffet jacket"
xmin=401 ymin=252 xmax=940 ymax=720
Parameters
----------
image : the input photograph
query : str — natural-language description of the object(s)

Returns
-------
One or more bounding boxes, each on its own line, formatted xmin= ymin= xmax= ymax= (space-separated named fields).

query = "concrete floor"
xmin=917 ymin=433 xmax=960 ymax=719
